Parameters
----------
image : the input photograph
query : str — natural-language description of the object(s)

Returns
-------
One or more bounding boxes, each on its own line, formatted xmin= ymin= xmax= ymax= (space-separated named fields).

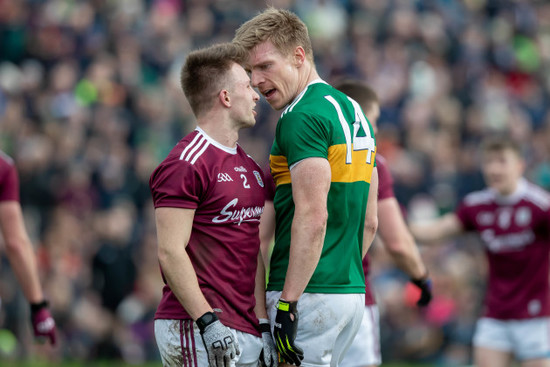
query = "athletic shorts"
xmin=473 ymin=317 xmax=550 ymax=361
xmin=339 ymin=305 xmax=381 ymax=367
xmin=154 ymin=319 xmax=262 ymax=367
xmin=266 ymin=291 xmax=365 ymax=367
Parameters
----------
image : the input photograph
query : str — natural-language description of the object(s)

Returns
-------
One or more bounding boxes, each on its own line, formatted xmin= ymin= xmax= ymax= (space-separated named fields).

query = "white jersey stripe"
xmin=190 ymin=141 xmax=210 ymax=165
xmin=184 ymin=136 xmax=206 ymax=162
xmin=179 ymin=132 xmax=203 ymax=160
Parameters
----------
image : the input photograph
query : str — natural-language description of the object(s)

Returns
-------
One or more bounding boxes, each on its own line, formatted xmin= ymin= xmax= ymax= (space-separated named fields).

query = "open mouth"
xmin=264 ymin=89 xmax=276 ymax=99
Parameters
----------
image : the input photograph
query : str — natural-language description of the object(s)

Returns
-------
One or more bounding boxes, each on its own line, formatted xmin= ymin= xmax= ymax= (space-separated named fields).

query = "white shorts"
xmin=339 ymin=305 xmax=381 ymax=367
xmin=154 ymin=319 xmax=262 ymax=367
xmin=266 ymin=291 xmax=365 ymax=367
xmin=473 ymin=317 xmax=550 ymax=361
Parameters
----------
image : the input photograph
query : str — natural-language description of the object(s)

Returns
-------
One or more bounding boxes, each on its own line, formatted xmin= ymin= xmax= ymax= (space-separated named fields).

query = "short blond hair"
xmin=233 ymin=7 xmax=314 ymax=63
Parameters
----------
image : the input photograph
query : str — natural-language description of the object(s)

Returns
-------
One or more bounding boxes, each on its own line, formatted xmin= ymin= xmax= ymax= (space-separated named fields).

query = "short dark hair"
xmin=481 ymin=135 xmax=522 ymax=156
xmin=333 ymin=79 xmax=379 ymax=113
xmin=181 ymin=43 xmax=247 ymax=117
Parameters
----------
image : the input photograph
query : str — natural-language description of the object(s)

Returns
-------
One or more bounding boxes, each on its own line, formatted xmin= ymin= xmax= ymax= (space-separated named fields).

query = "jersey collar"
xmin=491 ymin=178 xmax=528 ymax=205
xmin=195 ymin=127 xmax=238 ymax=155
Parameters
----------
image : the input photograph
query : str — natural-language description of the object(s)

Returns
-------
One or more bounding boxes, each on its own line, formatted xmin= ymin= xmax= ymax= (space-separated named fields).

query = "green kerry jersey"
xmin=268 ymin=80 xmax=377 ymax=294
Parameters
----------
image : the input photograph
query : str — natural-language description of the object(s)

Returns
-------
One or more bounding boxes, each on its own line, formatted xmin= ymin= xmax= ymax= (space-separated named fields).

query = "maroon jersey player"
xmin=334 ymin=81 xmax=431 ymax=367
xmin=411 ymin=136 xmax=550 ymax=367
xmin=0 ymin=151 xmax=56 ymax=345
xmin=149 ymin=43 xmax=277 ymax=367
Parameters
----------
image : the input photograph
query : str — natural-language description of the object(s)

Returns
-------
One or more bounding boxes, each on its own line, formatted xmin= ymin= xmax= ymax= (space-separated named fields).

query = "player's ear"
xmin=294 ymin=46 xmax=306 ymax=67
xmin=219 ymin=90 xmax=231 ymax=108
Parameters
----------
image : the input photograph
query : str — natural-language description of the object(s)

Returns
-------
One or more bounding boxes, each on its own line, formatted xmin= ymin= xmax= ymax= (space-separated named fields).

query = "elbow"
xmin=4 ymin=237 xmax=26 ymax=258
xmin=364 ymin=215 xmax=378 ymax=239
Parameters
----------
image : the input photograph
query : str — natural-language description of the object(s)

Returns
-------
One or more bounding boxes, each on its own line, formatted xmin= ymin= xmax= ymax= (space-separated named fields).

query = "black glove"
xmin=411 ymin=277 xmax=432 ymax=307
xmin=197 ymin=311 xmax=240 ymax=367
xmin=273 ymin=299 xmax=303 ymax=366
xmin=259 ymin=318 xmax=278 ymax=367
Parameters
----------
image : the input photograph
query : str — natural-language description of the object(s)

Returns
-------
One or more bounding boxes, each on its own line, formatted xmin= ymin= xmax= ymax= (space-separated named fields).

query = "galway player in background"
xmin=234 ymin=8 xmax=378 ymax=366
xmin=410 ymin=137 xmax=550 ymax=367
xmin=0 ymin=150 xmax=56 ymax=345
xmin=334 ymin=80 xmax=432 ymax=367
xmin=149 ymin=43 xmax=276 ymax=367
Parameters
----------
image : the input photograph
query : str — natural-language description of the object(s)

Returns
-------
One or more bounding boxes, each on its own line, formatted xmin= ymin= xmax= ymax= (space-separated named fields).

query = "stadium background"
xmin=1 ymin=0 xmax=549 ymax=365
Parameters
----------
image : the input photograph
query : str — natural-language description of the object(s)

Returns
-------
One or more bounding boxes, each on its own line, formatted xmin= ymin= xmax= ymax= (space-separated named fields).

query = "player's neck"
xmin=197 ymin=119 xmax=239 ymax=148
xmin=298 ymin=63 xmax=321 ymax=93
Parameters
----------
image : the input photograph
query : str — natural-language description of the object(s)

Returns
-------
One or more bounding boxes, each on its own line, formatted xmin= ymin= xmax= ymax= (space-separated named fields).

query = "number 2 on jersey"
xmin=325 ymin=95 xmax=375 ymax=164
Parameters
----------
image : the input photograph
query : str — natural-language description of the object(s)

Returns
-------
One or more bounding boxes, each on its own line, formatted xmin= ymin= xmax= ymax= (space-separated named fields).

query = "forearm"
xmin=281 ymin=212 xmax=326 ymax=301
xmin=5 ymin=239 xmax=43 ymax=303
xmin=254 ymin=252 xmax=268 ymax=319
xmin=385 ymin=237 xmax=427 ymax=279
xmin=363 ymin=168 xmax=379 ymax=257
xmin=158 ymin=246 xmax=212 ymax=320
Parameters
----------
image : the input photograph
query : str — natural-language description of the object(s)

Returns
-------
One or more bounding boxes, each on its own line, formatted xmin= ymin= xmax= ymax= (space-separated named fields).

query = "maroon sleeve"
xmin=149 ymin=159 xmax=203 ymax=209
xmin=263 ymin=164 xmax=276 ymax=202
xmin=376 ymin=155 xmax=394 ymax=201
xmin=455 ymin=201 xmax=474 ymax=230
xmin=0 ymin=156 xmax=19 ymax=202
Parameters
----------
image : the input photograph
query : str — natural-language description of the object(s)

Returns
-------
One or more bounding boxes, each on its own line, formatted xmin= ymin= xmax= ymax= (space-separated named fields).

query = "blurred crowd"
xmin=1 ymin=0 xmax=550 ymax=365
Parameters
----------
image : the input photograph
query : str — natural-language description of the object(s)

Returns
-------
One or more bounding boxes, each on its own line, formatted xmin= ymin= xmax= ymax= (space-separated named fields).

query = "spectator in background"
xmin=410 ymin=136 xmax=550 ymax=367
xmin=0 ymin=150 xmax=56 ymax=345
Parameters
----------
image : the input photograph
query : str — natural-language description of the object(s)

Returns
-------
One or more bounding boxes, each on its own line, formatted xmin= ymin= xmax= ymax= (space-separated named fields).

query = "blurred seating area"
xmin=1 ymin=0 xmax=549 ymax=365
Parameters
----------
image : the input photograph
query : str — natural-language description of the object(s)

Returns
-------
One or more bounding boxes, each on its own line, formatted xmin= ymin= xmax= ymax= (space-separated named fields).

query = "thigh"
xmin=235 ymin=329 xmax=263 ymax=367
xmin=155 ymin=319 xmax=260 ymax=367
xmin=474 ymin=346 xmax=513 ymax=367
xmin=511 ymin=317 xmax=550 ymax=362
xmin=155 ymin=319 xmax=204 ymax=367
xmin=473 ymin=317 xmax=513 ymax=353
xmin=339 ymin=305 xmax=381 ymax=367
xmin=266 ymin=292 xmax=364 ymax=367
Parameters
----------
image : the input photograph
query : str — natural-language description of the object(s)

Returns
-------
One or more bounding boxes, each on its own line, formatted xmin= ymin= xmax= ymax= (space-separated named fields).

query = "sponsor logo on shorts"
xmin=234 ymin=166 xmax=247 ymax=172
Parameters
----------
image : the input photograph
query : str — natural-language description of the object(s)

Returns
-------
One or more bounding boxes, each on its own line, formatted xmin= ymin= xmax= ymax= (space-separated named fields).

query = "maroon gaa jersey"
xmin=364 ymin=155 xmax=395 ymax=306
xmin=0 ymin=151 xmax=19 ymax=202
xmin=456 ymin=178 xmax=550 ymax=320
xmin=150 ymin=128 xmax=266 ymax=336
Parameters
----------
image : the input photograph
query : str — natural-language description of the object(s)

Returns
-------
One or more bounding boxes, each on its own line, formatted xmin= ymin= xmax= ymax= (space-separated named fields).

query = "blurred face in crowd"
xmin=247 ymin=40 xmax=304 ymax=110
xmin=227 ymin=62 xmax=260 ymax=128
xmin=481 ymin=147 xmax=524 ymax=196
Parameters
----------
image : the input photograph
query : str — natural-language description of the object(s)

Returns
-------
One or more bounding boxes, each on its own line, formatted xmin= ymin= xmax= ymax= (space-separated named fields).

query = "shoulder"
xmin=522 ymin=181 xmax=550 ymax=211
xmin=462 ymin=189 xmax=494 ymax=207
xmin=282 ymin=82 xmax=346 ymax=118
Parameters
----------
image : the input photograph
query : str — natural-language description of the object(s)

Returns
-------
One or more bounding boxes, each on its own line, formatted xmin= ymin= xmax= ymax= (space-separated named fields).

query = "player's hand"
xmin=258 ymin=318 xmax=278 ymax=367
xmin=273 ymin=299 xmax=303 ymax=366
xmin=411 ymin=277 xmax=433 ymax=307
xmin=197 ymin=311 xmax=240 ymax=367
xmin=30 ymin=301 xmax=56 ymax=345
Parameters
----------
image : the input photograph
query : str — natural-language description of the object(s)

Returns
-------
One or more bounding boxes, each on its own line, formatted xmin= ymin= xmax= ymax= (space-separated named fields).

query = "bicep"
xmin=377 ymin=197 xmax=410 ymax=243
xmin=0 ymin=201 xmax=27 ymax=244
xmin=290 ymin=158 xmax=331 ymax=213
xmin=155 ymin=207 xmax=196 ymax=252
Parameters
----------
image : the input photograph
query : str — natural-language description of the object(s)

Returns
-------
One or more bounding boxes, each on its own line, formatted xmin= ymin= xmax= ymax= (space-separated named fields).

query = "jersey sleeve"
xmin=0 ymin=162 xmax=20 ymax=202
xmin=455 ymin=201 xmax=474 ymax=231
xmin=376 ymin=156 xmax=394 ymax=200
xmin=263 ymin=164 xmax=276 ymax=202
xmin=149 ymin=159 xmax=204 ymax=209
xmin=276 ymin=111 xmax=331 ymax=167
